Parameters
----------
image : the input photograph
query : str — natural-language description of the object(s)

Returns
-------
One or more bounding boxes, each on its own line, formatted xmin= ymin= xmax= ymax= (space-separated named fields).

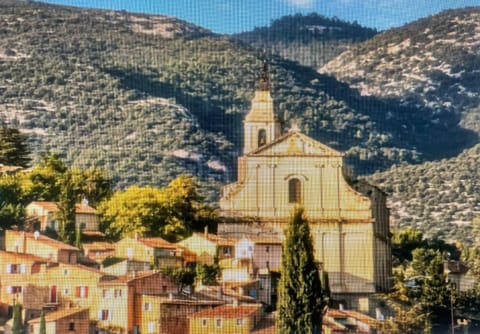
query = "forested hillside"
xmin=235 ymin=13 xmax=377 ymax=68
xmin=316 ymin=7 xmax=480 ymax=243
xmin=369 ymin=144 xmax=480 ymax=244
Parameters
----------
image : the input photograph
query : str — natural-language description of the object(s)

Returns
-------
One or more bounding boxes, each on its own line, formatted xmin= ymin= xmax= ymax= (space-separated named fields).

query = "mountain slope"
xmin=235 ymin=13 xmax=377 ymax=68
xmin=368 ymin=144 xmax=480 ymax=244
xmin=0 ymin=1 xmax=476 ymax=202
xmin=321 ymin=7 xmax=480 ymax=133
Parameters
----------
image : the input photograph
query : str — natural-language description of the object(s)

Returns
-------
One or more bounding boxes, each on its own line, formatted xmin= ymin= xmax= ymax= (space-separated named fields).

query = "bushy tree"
xmin=99 ymin=176 xmax=216 ymax=241
xmin=0 ymin=126 xmax=30 ymax=167
xmin=276 ymin=208 xmax=323 ymax=334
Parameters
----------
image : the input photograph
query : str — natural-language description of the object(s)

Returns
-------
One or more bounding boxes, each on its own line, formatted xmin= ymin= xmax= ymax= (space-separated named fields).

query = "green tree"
xmin=0 ymin=126 xmax=30 ymax=167
xmin=276 ymin=208 xmax=323 ymax=334
xmin=195 ymin=263 xmax=220 ymax=286
xmin=56 ymin=171 xmax=77 ymax=244
xmin=99 ymin=176 xmax=215 ymax=241
xmin=71 ymin=167 xmax=112 ymax=207
xmin=11 ymin=303 xmax=23 ymax=334
xmin=24 ymin=153 xmax=67 ymax=202
xmin=162 ymin=267 xmax=196 ymax=293
xmin=38 ymin=311 xmax=46 ymax=334
xmin=0 ymin=174 xmax=26 ymax=229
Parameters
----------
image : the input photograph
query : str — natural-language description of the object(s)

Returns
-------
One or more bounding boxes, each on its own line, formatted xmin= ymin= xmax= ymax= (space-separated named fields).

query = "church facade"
xmin=218 ymin=67 xmax=392 ymax=311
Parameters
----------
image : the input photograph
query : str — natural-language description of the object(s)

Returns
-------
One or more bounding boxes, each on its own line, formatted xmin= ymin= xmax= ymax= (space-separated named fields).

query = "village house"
xmin=96 ymin=271 xmax=180 ymax=334
xmin=82 ymin=241 xmax=116 ymax=263
xmin=135 ymin=293 xmax=224 ymax=334
xmin=25 ymin=200 xmax=100 ymax=233
xmin=178 ymin=230 xmax=235 ymax=265
xmin=32 ymin=262 xmax=116 ymax=321
xmin=5 ymin=230 xmax=79 ymax=264
xmin=188 ymin=303 xmax=264 ymax=334
xmin=0 ymin=251 xmax=49 ymax=315
xmin=115 ymin=236 xmax=195 ymax=268
xmin=27 ymin=308 xmax=90 ymax=334
xmin=101 ymin=259 xmax=152 ymax=276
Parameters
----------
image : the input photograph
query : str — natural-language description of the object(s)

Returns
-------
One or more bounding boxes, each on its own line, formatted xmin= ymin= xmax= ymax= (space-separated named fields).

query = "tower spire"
xmin=258 ymin=60 xmax=270 ymax=91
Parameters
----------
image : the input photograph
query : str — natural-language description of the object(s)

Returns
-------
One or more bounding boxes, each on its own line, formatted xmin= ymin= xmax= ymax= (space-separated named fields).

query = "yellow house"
xmin=218 ymin=65 xmax=392 ymax=310
xmin=96 ymin=271 xmax=180 ymax=333
xmin=136 ymin=294 xmax=224 ymax=334
xmin=178 ymin=232 xmax=234 ymax=265
xmin=27 ymin=308 xmax=90 ymax=334
xmin=32 ymin=262 xmax=114 ymax=321
xmin=188 ymin=304 xmax=264 ymax=334
xmin=26 ymin=200 xmax=100 ymax=232
xmin=5 ymin=230 xmax=79 ymax=264
xmin=115 ymin=236 xmax=193 ymax=268
xmin=0 ymin=251 xmax=49 ymax=310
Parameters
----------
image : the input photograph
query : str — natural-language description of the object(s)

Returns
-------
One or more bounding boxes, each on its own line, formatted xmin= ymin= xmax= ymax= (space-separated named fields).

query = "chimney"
xmin=168 ymin=293 xmax=173 ymax=300
xmin=204 ymin=225 xmax=208 ymax=239
xmin=232 ymin=298 xmax=239 ymax=307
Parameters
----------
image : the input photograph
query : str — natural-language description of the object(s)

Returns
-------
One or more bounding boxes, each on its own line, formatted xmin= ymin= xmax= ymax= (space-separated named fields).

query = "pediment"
xmin=247 ymin=131 xmax=343 ymax=157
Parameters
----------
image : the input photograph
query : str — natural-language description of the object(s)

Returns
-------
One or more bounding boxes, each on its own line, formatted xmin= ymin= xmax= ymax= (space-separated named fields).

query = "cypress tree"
xmin=11 ymin=303 xmax=23 ymax=334
xmin=39 ymin=311 xmax=46 ymax=334
xmin=277 ymin=208 xmax=323 ymax=334
xmin=0 ymin=126 xmax=30 ymax=167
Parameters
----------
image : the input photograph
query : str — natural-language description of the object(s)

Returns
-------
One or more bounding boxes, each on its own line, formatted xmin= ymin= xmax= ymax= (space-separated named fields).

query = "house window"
xmin=127 ymin=248 xmax=133 ymax=259
xmin=143 ymin=303 xmax=152 ymax=311
xmin=102 ymin=289 xmax=111 ymax=299
xmin=148 ymin=321 xmax=155 ymax=333
xmin=216 ymin=318 xmax=222 ymax=328
xmin=114 ymin=289 xmax=122 ymax=298
xmin=265 ymin=246 xmax=270 ymax=253
xmin=202 ymin=319 xmax=208 ymax=327
xmin=79 ymin=222 xmax=86 ymax=230
xmin=288 ymin=178 xmax=301 ymax=203
xmin=75 ymin=286 xmax=88 ymax=298
xmin=64 ymin=269 xmax=69 ymax=276
xmin=99 ymin=309 xmax=111 ymax=321
xmin=223 ymin=247 xmax=231 ymax=255
xmin=68 ymin=322 xmax=75 ymax=331
xmin=7 ymin=286 xmax=22 ymax=294
xmin=162 ymin=285 xmax=167 ymax=293
xmin=6 ymin=264 xmax=25 ymax=274
xmin=266 ymin=261 xmax=270 ymax=268
xmin=258 ymin=129 xmax=267 ymax=147
xmin=236 ymin=318 xmax=244 ymax=326
xmin=64 ymin=288 xmax=69 ymax=295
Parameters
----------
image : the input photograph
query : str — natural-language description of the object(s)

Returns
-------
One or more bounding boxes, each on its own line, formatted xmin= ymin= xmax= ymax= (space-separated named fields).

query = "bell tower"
xmin=243 ymin=61 xmax=281 ymax=154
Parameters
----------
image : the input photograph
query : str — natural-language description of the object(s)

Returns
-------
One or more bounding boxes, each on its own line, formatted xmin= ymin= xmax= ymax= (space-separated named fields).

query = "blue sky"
xmin=40 ymin=0 xmax=480 ymax=34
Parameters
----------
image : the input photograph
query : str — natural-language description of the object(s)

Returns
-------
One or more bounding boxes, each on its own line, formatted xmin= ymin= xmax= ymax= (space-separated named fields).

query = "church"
xmin=218 ymin=63 xmax=392 ymax=312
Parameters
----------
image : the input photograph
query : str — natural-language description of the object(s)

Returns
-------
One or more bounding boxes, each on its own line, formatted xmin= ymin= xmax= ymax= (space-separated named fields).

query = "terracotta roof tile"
xmin=139 ymin=237 xmax=177 ymax=249
xmin=0 ymin=250 xmax=49 ymax=263
xmin=7 ymin=230 xmax=79 ymax=251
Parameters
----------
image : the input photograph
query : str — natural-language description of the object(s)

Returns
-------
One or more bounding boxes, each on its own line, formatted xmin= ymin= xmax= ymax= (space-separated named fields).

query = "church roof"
xmin=246 ymin=130 xmax=343 ymax=157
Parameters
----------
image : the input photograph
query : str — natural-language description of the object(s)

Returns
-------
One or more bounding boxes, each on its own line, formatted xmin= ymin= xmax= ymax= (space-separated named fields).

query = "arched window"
xmin=288 ymin=178 xmax=301 ymax=203
xmin=258 ymin=129 xmax=267 ymax=148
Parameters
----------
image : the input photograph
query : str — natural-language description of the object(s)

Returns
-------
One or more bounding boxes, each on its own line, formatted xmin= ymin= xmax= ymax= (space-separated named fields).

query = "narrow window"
xmin=288 ymin=178 xmax=302 ymax=203
xmin=69 ymin=322 xmax=75 ymax=331
xmin=258 ymin=129 xmax=267 ymax=148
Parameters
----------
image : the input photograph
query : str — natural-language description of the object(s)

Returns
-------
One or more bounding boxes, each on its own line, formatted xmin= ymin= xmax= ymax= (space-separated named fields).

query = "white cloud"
xmin=285 ymin=0 xmax=315 ymax=8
